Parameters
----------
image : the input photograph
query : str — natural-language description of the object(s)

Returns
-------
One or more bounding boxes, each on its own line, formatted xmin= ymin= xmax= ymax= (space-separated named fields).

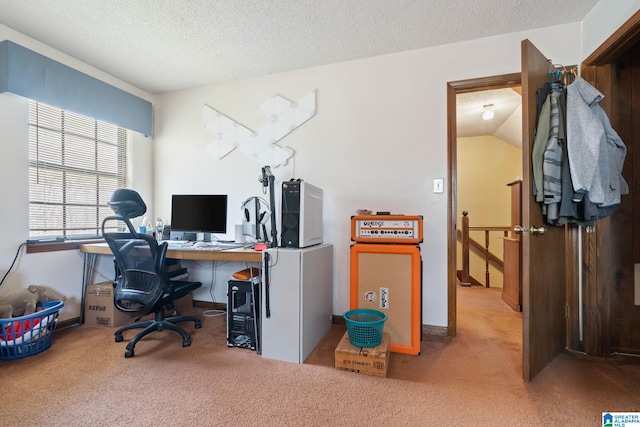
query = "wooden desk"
xmin=79 ymin=242 xmax=262 ymax=263
xmin=78 ymin=243 xmax=263 ymax=323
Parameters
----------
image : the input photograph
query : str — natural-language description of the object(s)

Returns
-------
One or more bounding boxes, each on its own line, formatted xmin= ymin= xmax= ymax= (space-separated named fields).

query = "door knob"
xmin=514 ymin=225 xmax=545 ymax=236
xmin=530 ymin=225 xmax=545 ymax=235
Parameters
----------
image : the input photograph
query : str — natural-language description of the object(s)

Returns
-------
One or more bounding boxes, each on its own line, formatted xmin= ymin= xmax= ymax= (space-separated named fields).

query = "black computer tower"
xmin=280 ymin=179 xmax=323 ymax=248
xmin=227 ymin=279 xmax=260 ymax=351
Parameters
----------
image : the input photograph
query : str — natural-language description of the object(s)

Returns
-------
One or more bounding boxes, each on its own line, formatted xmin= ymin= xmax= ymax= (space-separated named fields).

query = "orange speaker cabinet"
xmin=350 ymin=243 xmax=421 ymax=355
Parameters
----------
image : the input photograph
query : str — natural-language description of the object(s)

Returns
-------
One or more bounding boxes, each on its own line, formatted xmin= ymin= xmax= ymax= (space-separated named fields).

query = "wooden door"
xmin=520 ymin=40 xmax=567 ymax=381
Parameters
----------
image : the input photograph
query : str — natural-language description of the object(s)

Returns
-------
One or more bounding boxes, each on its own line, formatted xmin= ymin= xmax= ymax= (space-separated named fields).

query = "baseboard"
xmin=456 ymin=270 xmax=483 ymax=287
xmin=332 ymin=314 xmax=447 ymax=337
xmin=422 ymin=324 xmax=448 ymax=337
xmin=58 ymin=300 xmax=219 ymax=329
xmin=57 ymin=305 xmax=449 ymax=337
xmin=332 ymin=314 xmax=345 ymax=325
xmin=193 ymin=300 xmax=226 ymax=311
xmin=57 ymin=317 xmax=81 ymax=330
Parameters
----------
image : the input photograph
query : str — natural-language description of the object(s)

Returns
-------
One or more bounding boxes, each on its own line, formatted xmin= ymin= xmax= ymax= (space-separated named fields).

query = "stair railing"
xmin=458 ymin=211 xmax=510 ymax=287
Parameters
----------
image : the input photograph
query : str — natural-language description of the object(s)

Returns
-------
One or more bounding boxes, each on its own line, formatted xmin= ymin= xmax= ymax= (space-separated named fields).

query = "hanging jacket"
xmin=532 ymin=95 xmax=551 ymax=204
xmin=542 ymin=84 xmax=565 ymax=222
xmin=566 ymin=77 xmax=628 ymax=207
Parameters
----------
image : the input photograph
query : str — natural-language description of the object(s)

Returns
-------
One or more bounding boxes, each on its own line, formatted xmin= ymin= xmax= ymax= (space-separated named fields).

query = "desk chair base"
xmin=115 ymin=310 xmax=202 ymax=358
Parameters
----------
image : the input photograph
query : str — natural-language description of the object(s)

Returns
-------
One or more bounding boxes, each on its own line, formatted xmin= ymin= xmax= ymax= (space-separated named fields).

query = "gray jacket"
xmin=566 ymin=77 xmax=628 ymax=207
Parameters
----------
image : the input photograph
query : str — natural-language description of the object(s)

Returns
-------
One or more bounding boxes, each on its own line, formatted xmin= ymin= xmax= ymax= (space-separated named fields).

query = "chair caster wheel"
xmin=183 ymin=340 xmax=191 ymax=347
xmin=124 ymin=349 xmax=134 ymax=358
xmin=115 ymin=334 xmax=123 ymax=342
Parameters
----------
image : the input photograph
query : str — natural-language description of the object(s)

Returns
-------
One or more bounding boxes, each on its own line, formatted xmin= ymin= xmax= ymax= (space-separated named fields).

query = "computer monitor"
xmin=170 ymin=195 xmax=228 ymax=237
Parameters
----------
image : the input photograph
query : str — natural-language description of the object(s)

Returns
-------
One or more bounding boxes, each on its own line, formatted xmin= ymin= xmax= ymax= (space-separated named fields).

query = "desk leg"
xmin=80 ymin=253 xmax=97 ymax=325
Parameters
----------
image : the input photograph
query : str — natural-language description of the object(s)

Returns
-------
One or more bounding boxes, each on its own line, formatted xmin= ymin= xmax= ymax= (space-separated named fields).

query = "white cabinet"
xmin=261 ymin=244 xmax=333 ymax=363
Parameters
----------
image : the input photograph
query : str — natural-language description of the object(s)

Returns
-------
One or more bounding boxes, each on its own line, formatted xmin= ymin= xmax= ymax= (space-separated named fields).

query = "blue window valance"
xmin=0 ymin=40 xmax=152 ymax=136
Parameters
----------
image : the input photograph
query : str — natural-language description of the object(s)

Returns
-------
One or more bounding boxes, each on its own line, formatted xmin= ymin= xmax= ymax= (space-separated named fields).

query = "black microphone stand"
xmin=259 ymin=166 xmax=278 ymax=248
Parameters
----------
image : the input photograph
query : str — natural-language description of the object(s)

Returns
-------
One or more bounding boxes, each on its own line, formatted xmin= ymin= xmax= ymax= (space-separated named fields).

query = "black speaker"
xmin=281 ymin=181 xmax=301 ymax=248
xmin=169 ymin=230 xmax=197 ymax=241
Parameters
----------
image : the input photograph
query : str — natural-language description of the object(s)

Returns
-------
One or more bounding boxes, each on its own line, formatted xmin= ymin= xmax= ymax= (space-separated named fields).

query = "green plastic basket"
xmin=344 ymin=308 xmax=387 ymax=348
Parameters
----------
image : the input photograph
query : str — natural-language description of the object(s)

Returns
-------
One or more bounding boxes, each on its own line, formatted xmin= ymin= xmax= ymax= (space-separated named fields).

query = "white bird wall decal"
xmin=203 ymin=90 xmax=317 ymax=168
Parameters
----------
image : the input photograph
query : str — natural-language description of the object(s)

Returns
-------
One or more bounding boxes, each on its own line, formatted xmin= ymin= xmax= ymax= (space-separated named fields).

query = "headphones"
xmin=241 ymin=196 xmax=271 ymax=224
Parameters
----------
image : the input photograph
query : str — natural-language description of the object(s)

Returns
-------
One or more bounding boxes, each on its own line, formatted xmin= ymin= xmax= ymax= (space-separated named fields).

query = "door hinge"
xmin=565 ymin=305 xmax=570 ymax=318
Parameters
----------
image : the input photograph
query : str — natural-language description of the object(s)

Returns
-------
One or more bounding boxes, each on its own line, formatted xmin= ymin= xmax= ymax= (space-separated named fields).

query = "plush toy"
xmin=0 ymin=285 xmax=66 ymax=319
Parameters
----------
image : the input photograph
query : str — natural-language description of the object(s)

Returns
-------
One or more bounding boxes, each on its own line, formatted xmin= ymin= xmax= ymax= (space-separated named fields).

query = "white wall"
xmin=582 ymin=0 xmax=640 ymax=59
xmin=152 ymin=24 xmax=582 ymax=327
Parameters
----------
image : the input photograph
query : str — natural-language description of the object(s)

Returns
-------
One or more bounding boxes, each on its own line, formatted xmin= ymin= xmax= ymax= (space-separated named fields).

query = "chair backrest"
xmin=102 ymin=215 xmax=167 ymax=315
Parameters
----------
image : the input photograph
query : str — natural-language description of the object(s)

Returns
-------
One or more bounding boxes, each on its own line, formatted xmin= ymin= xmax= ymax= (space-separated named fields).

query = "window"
xmin=28 ymin=101 xmax=128 ymax=239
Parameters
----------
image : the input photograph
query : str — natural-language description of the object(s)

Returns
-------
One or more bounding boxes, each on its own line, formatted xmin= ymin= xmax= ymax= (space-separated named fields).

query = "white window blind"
xmin=28 ymin=101 xmax=128 ymax=239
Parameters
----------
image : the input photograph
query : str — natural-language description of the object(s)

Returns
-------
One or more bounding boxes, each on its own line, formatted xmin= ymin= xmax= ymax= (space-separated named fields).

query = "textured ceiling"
xmin=0 ymin=1 xmax=599 ymax=142
xmin=0 ymin=0 xmax=598 ymax=95
xmin=457 ymin=88 xmax=523 ymax=148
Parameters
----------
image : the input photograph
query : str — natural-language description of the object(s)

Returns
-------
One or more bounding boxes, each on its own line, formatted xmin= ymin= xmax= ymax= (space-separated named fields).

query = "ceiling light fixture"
xmin=482 ymin=104 xmax=495 ymax=120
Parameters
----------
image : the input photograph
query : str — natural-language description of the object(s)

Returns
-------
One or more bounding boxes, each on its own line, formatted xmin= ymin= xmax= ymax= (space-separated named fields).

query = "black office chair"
xmin=102 ymin=189 xmax=202 ymax=358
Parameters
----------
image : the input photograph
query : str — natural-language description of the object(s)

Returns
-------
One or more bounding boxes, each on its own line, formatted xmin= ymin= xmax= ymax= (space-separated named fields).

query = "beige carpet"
xmin=2 ymin=286 xmax=639 ymax=426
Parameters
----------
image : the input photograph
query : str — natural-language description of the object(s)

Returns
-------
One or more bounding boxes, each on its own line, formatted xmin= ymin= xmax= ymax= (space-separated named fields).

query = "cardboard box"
xmin=84 ymin=282 xmax=132 ymax=327
xmin=85 ymin=280 xmax=194 ymax=326
xmin=335 ymin=331 xmax=390 ymax=377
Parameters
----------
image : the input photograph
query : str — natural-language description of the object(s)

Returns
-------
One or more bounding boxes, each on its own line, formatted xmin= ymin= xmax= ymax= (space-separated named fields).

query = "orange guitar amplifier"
xmin=351 ymin=215 xmax=423 ymax=244
xmin=350 ymin=242 xmax=422 ymax=355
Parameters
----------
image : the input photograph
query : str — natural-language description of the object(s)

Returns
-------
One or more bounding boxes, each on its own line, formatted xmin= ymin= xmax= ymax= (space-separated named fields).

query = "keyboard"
xmin=167 ymin=240 xmax=245 ymax=250
xmin=166 ymin=240 xmax=190 ymax=246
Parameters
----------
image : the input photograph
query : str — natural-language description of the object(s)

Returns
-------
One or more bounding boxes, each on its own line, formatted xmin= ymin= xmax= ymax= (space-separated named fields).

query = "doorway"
xmin=447 ymin=16 xmax=640 ymax=379
xmin=446 ymin=73 xmax=522 ymax=338
xmin=455 ymin=87 xmax=523 ymax=292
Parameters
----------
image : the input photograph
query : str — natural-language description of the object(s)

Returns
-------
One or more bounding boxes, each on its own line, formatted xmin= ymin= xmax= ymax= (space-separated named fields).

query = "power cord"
xmin=203 ymin=260 xmax=225 ymax=317
xmin=75 ymin=249 xmax=114 ymax=283
xmin=0 ymin=242 xmax=27 ymax=289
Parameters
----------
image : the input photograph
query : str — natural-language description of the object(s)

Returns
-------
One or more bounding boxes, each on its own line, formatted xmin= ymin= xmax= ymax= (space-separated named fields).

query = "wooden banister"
xmin=458 ymin=211 xmax=510 ymax=287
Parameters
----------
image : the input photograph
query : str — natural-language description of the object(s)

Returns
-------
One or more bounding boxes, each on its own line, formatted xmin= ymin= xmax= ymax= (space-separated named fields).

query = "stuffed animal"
xmin=0 ymin=285 xmax=66 ymax=318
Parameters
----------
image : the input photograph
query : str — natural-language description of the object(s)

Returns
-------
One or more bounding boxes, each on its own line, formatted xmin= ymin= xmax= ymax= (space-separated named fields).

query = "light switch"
xmin=433 ymin=178 xmax=444 ymax=193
